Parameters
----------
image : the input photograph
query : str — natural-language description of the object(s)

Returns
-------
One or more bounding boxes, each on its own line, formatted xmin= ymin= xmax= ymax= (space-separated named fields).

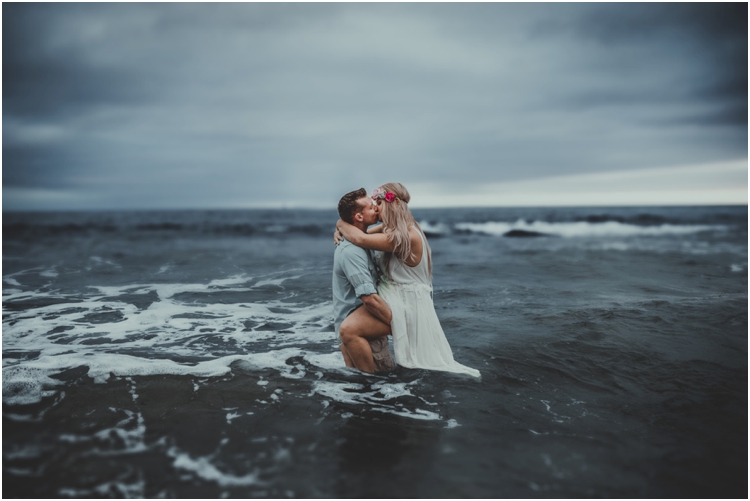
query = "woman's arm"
xmin=336 ymin=219 xmax=396 ymax=252
xmin=335 ymin=222 xmax=381 ymax=244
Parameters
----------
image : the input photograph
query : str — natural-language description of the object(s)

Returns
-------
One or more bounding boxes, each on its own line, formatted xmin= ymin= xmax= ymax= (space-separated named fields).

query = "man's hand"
xmin=360 ymin=293 xmax=392 ymax=326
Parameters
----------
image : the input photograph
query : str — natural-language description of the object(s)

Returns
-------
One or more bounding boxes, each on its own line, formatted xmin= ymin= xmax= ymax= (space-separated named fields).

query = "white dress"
xmin=376 ymin=230 xmax=481 ymax=378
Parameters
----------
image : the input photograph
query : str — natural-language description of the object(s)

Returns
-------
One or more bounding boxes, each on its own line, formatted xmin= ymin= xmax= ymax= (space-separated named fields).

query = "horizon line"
xmin=3 ymin=202 xmax=747 ymax=214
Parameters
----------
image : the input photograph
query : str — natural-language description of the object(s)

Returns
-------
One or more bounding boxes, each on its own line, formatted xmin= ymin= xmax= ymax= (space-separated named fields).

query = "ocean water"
xmin=2 ymin=206 xmax=747 ymax=498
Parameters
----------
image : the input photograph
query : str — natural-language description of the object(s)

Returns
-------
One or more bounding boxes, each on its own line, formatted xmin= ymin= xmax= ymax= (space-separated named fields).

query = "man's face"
xmin=356 ymin=197 xmax=379 ymax=226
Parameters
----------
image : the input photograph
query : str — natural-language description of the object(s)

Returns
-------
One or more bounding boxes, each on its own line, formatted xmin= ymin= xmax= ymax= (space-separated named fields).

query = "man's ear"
xmin=353 ymin=211 xmax=364 ymax=222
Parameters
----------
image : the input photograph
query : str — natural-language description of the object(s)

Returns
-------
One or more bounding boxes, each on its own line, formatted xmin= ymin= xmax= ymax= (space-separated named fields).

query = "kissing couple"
xmin=332 ymin=182 xmax=480 ymax=377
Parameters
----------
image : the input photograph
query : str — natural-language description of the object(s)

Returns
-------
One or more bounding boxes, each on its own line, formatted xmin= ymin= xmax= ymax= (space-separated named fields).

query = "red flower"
xmin=384 ymin=192 xmax=396 ymax=202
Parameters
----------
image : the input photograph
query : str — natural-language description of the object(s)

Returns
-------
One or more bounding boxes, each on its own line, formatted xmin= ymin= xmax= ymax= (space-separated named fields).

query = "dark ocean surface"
xmin=2 ymin=206 xmax=747 ymax=498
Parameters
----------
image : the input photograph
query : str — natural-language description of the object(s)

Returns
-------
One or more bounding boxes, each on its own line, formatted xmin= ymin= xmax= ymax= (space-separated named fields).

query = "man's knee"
xmin=340 ymin=314 xmax=367 ymax=340
xmin=339 ymin=322 xmax=357 ymax=343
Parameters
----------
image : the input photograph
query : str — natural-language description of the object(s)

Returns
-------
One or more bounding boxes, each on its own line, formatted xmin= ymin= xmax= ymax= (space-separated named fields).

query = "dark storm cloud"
xmin=574 ymin=3 xmax=747 ymax=44
xmin=3 ymin=4 xmax=154 ymax=119
xmin=2 ymin=3 xmax=747 ymax=210
xmin=543 ymin=3 xmax=747 ymax=127
xmin=3 ymin=3 xmax=338 ymax=119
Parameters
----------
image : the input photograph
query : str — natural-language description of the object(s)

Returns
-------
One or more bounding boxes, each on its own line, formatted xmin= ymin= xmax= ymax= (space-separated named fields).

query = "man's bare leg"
xmin=340 ymin=344 xmax=354 ymax=367
xmin=339 ymin=306 xmax=391 ymax=373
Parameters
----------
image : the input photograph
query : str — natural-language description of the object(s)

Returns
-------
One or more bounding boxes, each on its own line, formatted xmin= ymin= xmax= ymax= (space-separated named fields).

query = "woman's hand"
xmin=334 ymin=219 xmax=354 ymax=245
xmin=336 ymin=219 xmax=361 ymax=244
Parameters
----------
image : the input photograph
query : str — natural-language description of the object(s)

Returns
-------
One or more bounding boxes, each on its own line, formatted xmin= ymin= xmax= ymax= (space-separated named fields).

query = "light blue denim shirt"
xmin=332 ymin=239 xmax=379 ymax=336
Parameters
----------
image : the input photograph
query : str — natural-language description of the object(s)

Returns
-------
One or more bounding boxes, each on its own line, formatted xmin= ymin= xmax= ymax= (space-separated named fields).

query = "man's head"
xmin=338 ymin=188 xmax=378 ymax=227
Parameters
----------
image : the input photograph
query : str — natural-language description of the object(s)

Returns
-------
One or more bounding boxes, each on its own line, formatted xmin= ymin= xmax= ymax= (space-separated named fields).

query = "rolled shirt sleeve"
xmin=341 ymin=248 xmax=377 ymax=298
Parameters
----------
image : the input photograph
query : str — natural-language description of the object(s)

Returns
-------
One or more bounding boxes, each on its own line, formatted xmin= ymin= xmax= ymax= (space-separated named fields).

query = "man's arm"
xmin=360 ymin=293 xmax=392 ymax=326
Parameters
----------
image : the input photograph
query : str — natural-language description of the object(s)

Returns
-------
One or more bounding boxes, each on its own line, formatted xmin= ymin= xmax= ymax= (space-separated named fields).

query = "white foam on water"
xmin=304 ymin=352 xmax=347 ymax=371
xmin=3 ymin=344 xmax=314 ymax=404
xmin=3 ymin=271 xmax=339 ymax=405
xmin=455 ymin=220 xmax=725 ymax=238
xmin=310 ymin=381 xmax=366 ymax=405
xmin=2 ymin=274 xmax=453 ymax=424
xmin=388 ymin=408 xmax=441 ymax=420
xmin=254 ymin=275 xmax=303 ymax=287
xmin=540 ymin=399 xmax=571 ymax=424
xmin=2 ymin=366 xmax=63 ymax=406
xmin=418 ymin=220 xmax=450 ymax=235
xmin=168 ymin=447 xmax=263 ymax=487
xmin=59 ymin=478 xmax=145 ymax=498
xmin=3 ymin=267 xmax=45 ymax=283
xmin=445 ymin=419 xmax=461 ymax=428
xmin=126 ymin=378 xmax=139 ymax=402
xmin=730 ymin=263 xmax=745 ymax=272
xmin=92 ymin=409 xmax=148 ymax=454
xmin=4 ymin=277 xmax=22 ymax=286
xmin=249 ymin=268 xmax=306 ymax=287
xmin=54 ymin=407 xmax=149 ymax=458
xmin=310 ymin=380 xmax=441 ymax=421
xmin=59 ymin=434 xmax=93 ymax=443
xmin=593 ymin=238 xmax=747 ymax=256
xmin=40 ymin=268 xmax=58 ymax=278
xmin=208 ymin=274 xmax=252 ymax=287
xmin=6 ymin=466 xmax=43 ymax=476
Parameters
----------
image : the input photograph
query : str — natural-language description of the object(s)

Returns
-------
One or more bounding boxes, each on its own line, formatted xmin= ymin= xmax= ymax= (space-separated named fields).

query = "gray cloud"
xmin=572 ymin=3 xmax=747 ymax=44
xmin=2 ymin=3 xmax=746 ymax=210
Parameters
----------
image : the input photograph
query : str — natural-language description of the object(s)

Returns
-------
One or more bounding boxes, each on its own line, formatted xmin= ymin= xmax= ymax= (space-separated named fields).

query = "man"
xmin=332 ymin=188 xmax=396 ymax=373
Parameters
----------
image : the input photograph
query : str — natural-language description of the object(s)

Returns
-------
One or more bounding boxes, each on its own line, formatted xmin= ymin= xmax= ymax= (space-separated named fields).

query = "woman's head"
xmin=371 ymin=182 xmax=432 ymax=275
xmin=371 ymin=182 xmax=411 ymax=227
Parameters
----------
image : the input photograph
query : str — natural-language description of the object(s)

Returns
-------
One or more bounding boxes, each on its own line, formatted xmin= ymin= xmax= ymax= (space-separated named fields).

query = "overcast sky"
xmin=3 ymin=2 xmax=747 ymax=210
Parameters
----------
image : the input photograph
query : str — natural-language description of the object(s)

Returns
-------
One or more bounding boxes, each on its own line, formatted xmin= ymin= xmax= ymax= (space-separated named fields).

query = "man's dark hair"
xmin=338 ymin=188 xmax=368 ymax=224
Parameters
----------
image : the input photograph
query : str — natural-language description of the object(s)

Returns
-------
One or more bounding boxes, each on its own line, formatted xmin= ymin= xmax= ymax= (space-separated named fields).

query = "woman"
xmin=336 ymin=182 xmax=480 ymax=378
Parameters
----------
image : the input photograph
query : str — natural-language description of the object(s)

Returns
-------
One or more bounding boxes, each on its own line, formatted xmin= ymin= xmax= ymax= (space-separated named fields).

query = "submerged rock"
xmin=503 ymin=229 xmax=549 ymax=237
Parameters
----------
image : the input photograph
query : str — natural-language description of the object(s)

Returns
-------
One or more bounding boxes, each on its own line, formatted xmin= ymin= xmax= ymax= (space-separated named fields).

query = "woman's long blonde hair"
xmin=377 ymin=182 xmax=432 ymax=277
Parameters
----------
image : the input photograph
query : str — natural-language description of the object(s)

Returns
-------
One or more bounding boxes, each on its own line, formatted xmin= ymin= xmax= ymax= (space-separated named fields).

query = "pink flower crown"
xmin=371 ymin=187 xmax=397 ymax=203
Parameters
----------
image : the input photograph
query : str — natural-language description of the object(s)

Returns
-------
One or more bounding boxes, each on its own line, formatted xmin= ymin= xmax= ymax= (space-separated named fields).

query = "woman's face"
xmin=375 ymin=199 xmax=385 ymax=221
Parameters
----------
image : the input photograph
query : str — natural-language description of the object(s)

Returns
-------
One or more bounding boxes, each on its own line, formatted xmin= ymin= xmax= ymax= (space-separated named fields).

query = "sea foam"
xmin=2 ymin=273 xmax=337 ymax=406
xmin=454 ymin=220 xmax=724 ymax=238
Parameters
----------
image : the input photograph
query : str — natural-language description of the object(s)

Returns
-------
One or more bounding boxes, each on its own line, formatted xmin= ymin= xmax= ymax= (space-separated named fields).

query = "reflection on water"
xmin=336 ymin=414 xmax=442 ymax=497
